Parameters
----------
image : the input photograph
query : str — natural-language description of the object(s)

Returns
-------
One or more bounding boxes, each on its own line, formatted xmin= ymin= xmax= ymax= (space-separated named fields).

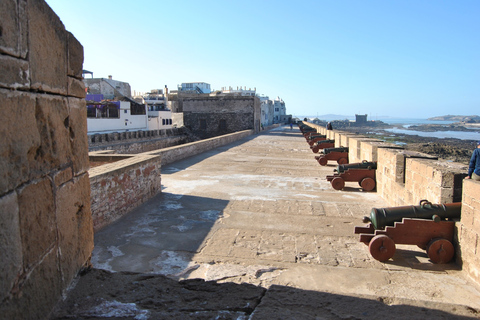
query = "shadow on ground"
xmin=51 ymin=268 xmax=479 ymax=319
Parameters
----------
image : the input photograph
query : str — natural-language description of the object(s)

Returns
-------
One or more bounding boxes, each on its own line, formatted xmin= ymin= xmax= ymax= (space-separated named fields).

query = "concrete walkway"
xmin=53 ymin=126 xmax=480 ymax=319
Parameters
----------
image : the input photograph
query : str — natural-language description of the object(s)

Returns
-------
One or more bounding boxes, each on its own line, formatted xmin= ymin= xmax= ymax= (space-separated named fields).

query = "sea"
xmin=299 ymin=116 xmax=480 ymax=141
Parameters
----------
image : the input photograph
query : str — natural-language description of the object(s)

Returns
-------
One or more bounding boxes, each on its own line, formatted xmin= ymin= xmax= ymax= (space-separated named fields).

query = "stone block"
xmin=459 ymin=225 xmax=479 ymax=256
xmin=0 ymin=192 xmax=22 ymax=302
xmin=464 ymin=180 xmax=480 ymax=202
xmin=17 ymin=178 xmax=56 ymax=268
xmin=31 ymin=95 xmax=71 ymax=173
xmin=0 ymin=89 xmax=38 ymax=194
xmin=56 ymin=173 xmax=93 ymax=285
xmin=0 ymin=54 xmax=29 ymax=89
xmin=67 ymin=76 xmax=86 ymax=98
xmin=27 ymin=0 xmax=67 ymax=94
xmin=0 ymin=248 xmax=62 ymax=320
xmin=0 ymin=0 xmax=27 ymax=58
xmin=67 ymin=32 xmax=83 ymax=79
xmin=53 ymin=167 xmax=73 ymax=187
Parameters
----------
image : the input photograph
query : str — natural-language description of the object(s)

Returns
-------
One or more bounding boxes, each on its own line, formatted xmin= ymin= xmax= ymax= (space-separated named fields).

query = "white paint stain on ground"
xmin=150 ymin=250 xmax=193 ymax=276
xmin=84 ymin=299 xmax=149 ymax=320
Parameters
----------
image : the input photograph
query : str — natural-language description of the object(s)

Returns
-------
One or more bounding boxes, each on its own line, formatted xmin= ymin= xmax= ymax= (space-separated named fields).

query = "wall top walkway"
xmin=59 ymin=125 xmax=480 ymax=318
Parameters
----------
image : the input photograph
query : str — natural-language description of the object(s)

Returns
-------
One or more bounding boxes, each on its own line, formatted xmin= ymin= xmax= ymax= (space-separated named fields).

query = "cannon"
xmin=365 ymin=200 xmax=461 ymax=230
xmin=315 ymin=147 xmax=349 ymax=166
xmin=354 ymin=200 xmax=461 ymax=263
xmin=326 ymin=160 xmax=376 ymax=191
xmin=298 ymin=124 xmax=316 ymax=136
xmin=311 ymin=139 xmax=335 ymax=153
xmin=307 ymin=135 xmax=327 ymax=146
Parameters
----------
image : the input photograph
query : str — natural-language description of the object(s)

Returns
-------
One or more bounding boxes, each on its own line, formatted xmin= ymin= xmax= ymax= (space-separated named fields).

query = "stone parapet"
xmin=302 ymin=121 xmax=478 ymax=286
xmin=457 ymin=180 xmax=480 ymax=285
xmin=144 ymin=130 xmax=254 ymax=165
xmin=89 ymin=154 xmax=162 ymax=232
xmin=0 ymin=1 xmax=92 ymax=318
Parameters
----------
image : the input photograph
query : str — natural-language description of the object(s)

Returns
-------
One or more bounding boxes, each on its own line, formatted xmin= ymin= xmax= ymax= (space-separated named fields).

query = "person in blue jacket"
xmin=466 ymin=141 xmax=480 ymax=181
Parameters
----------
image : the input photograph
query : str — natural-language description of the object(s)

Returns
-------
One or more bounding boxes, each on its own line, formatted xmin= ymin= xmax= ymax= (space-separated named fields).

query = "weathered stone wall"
xmin=90 ymin=134 xmax=190 ymax=154
xmin=181 ymin=95 xmax=261 ymax=139
xmin=88 ymin=130 xmax=254 ymax=231
xmin=301 ymin=121 xmax=478 ymax=285
xmin=89 ymin=155 xmax=162 ymax=232
xmin=0 ymin=1 xmax=93 ymax=318
xmin=144 ymin=130 xmax=255 ymax=165
xmin=88 ymin=127 xmax=189 ymax=148
xmin=457 ymin=180 xmax=480 ymax=284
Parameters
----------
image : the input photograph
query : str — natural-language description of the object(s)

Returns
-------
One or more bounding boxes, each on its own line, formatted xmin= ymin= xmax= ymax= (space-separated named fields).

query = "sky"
xmin=45 ymin=0 xmax=479 ymax=119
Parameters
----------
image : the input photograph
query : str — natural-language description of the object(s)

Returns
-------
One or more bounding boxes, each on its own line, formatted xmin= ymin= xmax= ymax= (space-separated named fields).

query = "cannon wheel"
xmin=331 ymin=177 xmax=345 ymax=190
xmin=426 ymin=238 xmax=454 ymax=264
xmin=337 ymin=157 xmax=348 ymax=165
xmin=312 ymin=147 xmax=319 ymax=153
xmin=360 ymin=177 xmax=376 ymax=191
xmin=318 ymin=157 xmax=328 ymax=166
xmin=369 ymin=235 xmax=396 ymax=262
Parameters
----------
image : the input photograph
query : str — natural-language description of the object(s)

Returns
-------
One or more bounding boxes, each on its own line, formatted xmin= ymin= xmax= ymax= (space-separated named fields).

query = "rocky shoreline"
xmin=341 ymin=126 xmax=477 ymax=165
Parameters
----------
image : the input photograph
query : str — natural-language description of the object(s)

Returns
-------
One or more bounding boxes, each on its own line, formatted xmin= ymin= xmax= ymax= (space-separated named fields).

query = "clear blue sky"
xmin=46 ymin=0 xmax=479 ymax=119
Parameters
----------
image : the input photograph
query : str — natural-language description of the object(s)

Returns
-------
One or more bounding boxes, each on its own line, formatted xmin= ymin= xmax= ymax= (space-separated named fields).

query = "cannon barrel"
xmin=324 ymin=147 xmax=348 ymax=155
xmin=307 ymin=134 xmax=326 ymax=140
xmin=313 ymin=139 xmax=335 ymax=145
xmin=335 ymin=160 xmax=376 ymax=173
xmin=366 ymin=200 xmax=461 ymax=230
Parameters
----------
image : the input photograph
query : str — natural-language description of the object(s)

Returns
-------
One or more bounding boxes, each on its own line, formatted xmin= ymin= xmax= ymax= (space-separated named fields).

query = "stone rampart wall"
xmin=88 ymin=127 xmax=189 ymax=149
xmin=88 ymin=129 xmax=255 ymax=231
xmin=143 ymin=129 xmax=255 ymax=165
xmin=301 ymin=122 xmax=477 ymax=285
xmin=89 ymin=155 xmax=162 ymax=232
xmin=90 ymin=135 xmax=190 ymax=154
xmin=457 ymin=180 xmax=480 ymax=284
xmin=0 ymin=1 xmax=93 ymax=318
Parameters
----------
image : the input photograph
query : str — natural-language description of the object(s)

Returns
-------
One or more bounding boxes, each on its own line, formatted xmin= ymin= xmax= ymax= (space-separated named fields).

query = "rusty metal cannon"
xmin=326 ymin=160 xmax=376 ymax=191
xmin=315 ymin=147 xmax=349 ymax=166
xmin=298 ymin=124 xmax=316 ymax=136
xmin=307 ymin=134 xmax=327 ymax=146
xmin=354 ymin=200 xmax=461 ymax=263
xmin=311 ymin=139 xmax=335 ymax=153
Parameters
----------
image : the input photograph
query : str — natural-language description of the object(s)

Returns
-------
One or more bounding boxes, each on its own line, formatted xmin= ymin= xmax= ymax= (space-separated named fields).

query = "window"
xmin=130 ymin=103 xmax=146 ymax=115
xmin=86 ymin=103 xmax=120 ymax=118
xmin=162 ymin=119 xmax=166 ymax=125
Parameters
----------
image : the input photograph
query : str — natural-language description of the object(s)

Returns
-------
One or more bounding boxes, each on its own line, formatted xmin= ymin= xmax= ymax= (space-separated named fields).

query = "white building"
xmin=142 ymin=88 xmax=173 ymax=130
xmin=84 ymin=76 xmax=173 ymax=134
xmin=220 ymin=86 xmax=256 ymax=96
xmin=258 ymin=95 xmax=274 ymax=127
xmin=178 ymin=82 xmax=211 ymax=94
xmin=84 ymin=75 xmax=132 ymax=99
xmin=273 ymin=96 xmax=288 ymax=123
xmin=86 ymin=96 xmax=148 ymax=133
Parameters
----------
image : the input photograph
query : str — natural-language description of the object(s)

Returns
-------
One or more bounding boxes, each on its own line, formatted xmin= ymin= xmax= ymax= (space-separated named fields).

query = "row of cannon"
xmin=298 ymin=123 xmax=377 ymax=191
xmin=298 ymin=123 xmax=460 ymax=264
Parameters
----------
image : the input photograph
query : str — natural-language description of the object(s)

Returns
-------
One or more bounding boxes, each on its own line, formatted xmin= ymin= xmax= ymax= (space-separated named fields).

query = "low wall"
xmin=144 ymin=129 xmax=255 ymax=165
xmin=457 ymin=180 xmax=480 ymax=284
xmin=301 ymin=121 xmax=477 ymax=285
xmin=88 ymin=127 xmax=191 ymax=154
xmin=89 ymin=154 xmax=162 ymax=231
xmin=88 ymin=129 xmax=255 ymax=231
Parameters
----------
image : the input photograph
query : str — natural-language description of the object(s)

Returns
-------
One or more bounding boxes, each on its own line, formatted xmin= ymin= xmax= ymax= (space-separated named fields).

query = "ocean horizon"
xmin=297 ymin=116 xmax=480 ymax=141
